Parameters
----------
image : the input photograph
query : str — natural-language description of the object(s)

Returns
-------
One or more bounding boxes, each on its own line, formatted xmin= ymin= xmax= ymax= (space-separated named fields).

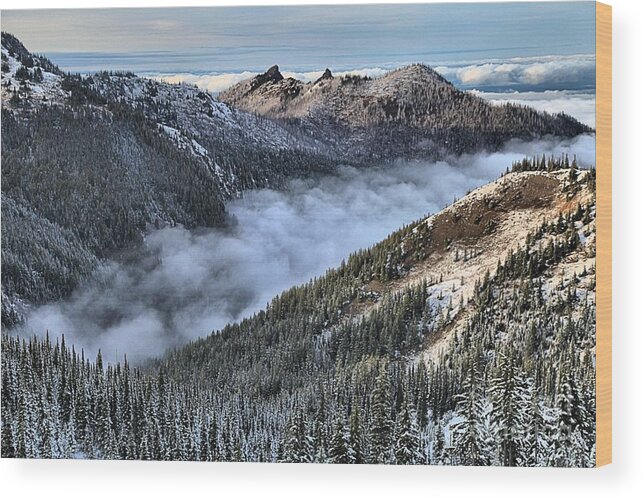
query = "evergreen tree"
xmin=368 ymin=363 xmax=394 ymax=464
xmin=489 ymin=351 xmax=530 ymax=466
xmin=328 ymin=415 xmax=350 ymax=464
xmin=394 ymin=395 xmax=421 ymax=464
xmin=452 ymin=362 xmax=489 ymax=466
xmin=348 ymin=403 xmax=364 ymax=464
xmin=282 ymin=408 xmax=313 ymax=463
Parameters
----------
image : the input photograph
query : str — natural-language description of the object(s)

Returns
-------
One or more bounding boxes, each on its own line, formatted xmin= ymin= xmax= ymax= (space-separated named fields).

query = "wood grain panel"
xmin=596 ymin=1 xmax=612 ymax=468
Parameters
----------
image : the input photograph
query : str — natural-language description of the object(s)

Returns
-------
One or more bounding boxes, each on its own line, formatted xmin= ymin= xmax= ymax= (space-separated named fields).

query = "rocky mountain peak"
xmin=218 ymin=61 xmax=590 ymax=160
xmin=251 ymin=64 xmax=284 ymax=89
xmin=315 ymin=68 xmax=333 ymax=84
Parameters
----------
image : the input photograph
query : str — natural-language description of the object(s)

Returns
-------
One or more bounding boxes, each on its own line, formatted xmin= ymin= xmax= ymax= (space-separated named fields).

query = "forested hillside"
xmin=1 ymin=158 xmax=596 ymax=466
xmin=0 ymin=33 xmax=337 ymax=325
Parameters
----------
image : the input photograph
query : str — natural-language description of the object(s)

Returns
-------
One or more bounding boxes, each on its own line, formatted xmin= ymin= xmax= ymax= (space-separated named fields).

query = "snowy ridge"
xmin=86 ymin=71 xmax=329 ymax=155
xmin=1 ymin=45 xmax=67 ymax=107
xmin=334 ymin=169 xmax=595 ymax=361
xmin=219 ymin=64 xmax=591 ymax=160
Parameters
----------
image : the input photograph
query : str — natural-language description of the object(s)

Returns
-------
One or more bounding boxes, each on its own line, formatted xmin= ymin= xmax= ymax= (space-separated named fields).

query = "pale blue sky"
xmin=1 ymin=2 xmax=596 ymax=90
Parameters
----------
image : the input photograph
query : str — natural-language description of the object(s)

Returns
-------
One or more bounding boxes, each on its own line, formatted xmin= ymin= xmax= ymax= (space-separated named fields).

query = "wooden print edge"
xmin=596 ymin=0 xmax=612 ymax=468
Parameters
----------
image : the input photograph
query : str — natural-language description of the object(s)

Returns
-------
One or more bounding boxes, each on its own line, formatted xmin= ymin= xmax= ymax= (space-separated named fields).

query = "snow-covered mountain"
xmin=1 ymin=33 xmax=337 ymax=190
xmin=219 ymin=64 xmax=592 ymax=160
xmin=84 ymin=71 xmax=331 ymax=158
xmin=1 ymin=33 xmax=338 ymax=324
xmin=153 ymin=159 xmax=596 ymax=465
xmin=0 ymin=30 xmax=597 ymax=467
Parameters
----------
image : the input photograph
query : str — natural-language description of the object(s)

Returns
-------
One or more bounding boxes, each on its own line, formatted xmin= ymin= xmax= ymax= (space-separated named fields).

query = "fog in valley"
xmin=18 ymin=134 xmax=596 ymax=363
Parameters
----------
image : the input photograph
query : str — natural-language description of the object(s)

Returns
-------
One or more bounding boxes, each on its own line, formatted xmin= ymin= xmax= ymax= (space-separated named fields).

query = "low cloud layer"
xmin=435 ymin=54 xmax=596 ymax=90
xmin=18 ymin=135 xmax=596 ymax=363
xmin=473 ymin=89 xmax=596 ymax=128
xmin=150 ymin=54 xmax=595 ymax=96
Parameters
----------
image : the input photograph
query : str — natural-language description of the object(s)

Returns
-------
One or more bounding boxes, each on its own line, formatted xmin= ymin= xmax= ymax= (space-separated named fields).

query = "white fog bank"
xmin=19 ymin=135 xmax=596 ymax=363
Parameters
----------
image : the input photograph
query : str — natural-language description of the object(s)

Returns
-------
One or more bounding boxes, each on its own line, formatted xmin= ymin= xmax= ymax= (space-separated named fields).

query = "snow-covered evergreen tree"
xmin=368 ymin=363 xmax=394 ymax=464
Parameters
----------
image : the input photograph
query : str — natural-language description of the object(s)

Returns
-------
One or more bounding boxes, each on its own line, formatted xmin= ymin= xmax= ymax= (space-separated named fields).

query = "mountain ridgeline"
xmin=219 ymin=64 xmax=591 ymax=160
xmin=2 ymin=158 xmax=597 ymax=465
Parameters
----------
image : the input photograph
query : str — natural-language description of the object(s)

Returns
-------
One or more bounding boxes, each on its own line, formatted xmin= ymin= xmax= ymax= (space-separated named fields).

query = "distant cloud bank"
xmin=435 ymin=54 xmax=596 ymax=89
xmin=148 ymin=54 xmax=595 ymax=96
xmin=473 ymin=89 xmax=596 ymax=129
xmin=147 ymin=55 xmax=595 ymax=127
